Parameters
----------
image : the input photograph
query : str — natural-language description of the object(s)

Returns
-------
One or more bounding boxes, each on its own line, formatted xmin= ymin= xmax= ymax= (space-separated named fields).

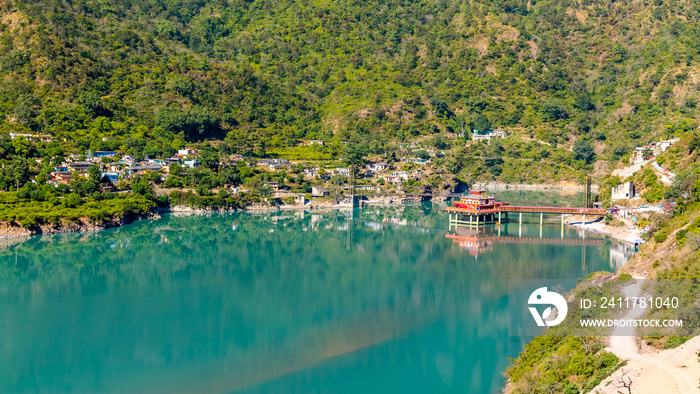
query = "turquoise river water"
xmin=0 ymin=203 xmax=631 ymax=393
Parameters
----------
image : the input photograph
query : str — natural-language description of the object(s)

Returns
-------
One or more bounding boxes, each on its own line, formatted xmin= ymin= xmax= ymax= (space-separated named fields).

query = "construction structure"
xmin=446 ymin=189 xmax=607 ymax=229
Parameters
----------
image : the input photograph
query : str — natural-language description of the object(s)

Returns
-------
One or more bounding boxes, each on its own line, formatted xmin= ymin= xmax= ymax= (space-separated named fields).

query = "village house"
xmin=629 ymin=139 xmax=680 ymax=164
xmin=383 ymin=175 xmax=402 ymax=184
xmin=353 ymin=185 xmax=374 ymax=192
xmin=307 ymin=140 xmax=324 ymax=146
xmin=50 ymin=171 xmax=73 ymax=183
xmin=304 ymin=167 xmax=320 ymax=178
xmin=183 ymin=159 xmax=199 ymax=168
xmin=68 ymin=161 xmax=92 ymax=172
xmin=336 ymin=167 xmax=351 ymax=177
xmin=126 ymin=165 xmax=163 ymax=176
xmin=263 ymin=181 xmax=279 ymax=191
xmin=311 ymin=186 xmax=329 ymax=197
xmin=9 ymin=132 xmax=53 ymax=142
xmin=403 ymin=157 xmax=429 ymax=164
xmin=392 ymin=171 xmax=409 ymax=180
xmin=367 ymin=162 xmax=387 ymax=172
xmin=101 ymin=172 xmax=120 ymax=183
xmin=611 ymin=181 xmax=636 ymax=201
xmin=257 ymin=158 xmax=289 ymax=166
xmin=92 ymin=151 xmax=117 ymax=158
xmin=177 ymin=147 xmax=198 ymax=157
xmin=472 ymin=129 xmax=506 ymax=142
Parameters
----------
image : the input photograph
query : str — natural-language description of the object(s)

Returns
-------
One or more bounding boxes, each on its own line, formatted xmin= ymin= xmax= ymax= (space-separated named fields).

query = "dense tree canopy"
xmin=0 ymin=0 xmax=697 ymax=161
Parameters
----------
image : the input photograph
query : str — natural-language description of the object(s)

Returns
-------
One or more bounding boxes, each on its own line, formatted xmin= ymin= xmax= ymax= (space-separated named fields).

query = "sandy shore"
xmin=566 ymin=215 xmax=644 ymax=246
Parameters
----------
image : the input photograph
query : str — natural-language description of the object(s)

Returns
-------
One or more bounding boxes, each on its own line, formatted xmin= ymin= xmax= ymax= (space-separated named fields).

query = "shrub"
xmin=63 ymin=193 xmax=82 ymax=208
xmin=664 ymin=336 xmax=690 ymax=349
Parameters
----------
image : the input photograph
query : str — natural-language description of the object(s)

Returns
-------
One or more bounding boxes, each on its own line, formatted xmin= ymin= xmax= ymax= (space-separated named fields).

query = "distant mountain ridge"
xmin=0 ymin=0 xmax=698 ymax=159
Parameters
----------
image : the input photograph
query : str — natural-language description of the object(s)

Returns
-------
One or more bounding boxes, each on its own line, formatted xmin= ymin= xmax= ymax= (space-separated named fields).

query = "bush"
xmin=63 ymin=193 xmax=82 ymax=208
xmin=564 ymin=382 xmax=580 ymax=394
xmin=664 ymin=336 xmax=690 ymax=349
xmin=653 ymin=227 xmax=671 ymax=243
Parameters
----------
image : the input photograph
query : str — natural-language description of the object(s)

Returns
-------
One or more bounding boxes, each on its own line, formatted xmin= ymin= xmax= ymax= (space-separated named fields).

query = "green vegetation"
xmin=505 ymin=275 xmax=627 ymax=393
xmin=0 ymin=191 xmax=155 ymax=227
xmin=506 ymin=335 xmax=621 ymax=393
xmin=0 ymin=0 xmax=698 ymax=180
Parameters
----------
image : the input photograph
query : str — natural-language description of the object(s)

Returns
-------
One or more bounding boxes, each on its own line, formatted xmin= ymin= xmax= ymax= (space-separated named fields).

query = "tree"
xmin=573 ymin=139 xmax=595 ymax=164
xmin=473 ymin=114 xmax=491 ymax=133
xmin=11 ymin=159 xmax=30 ymax=191
xmin=88 ymin=164 xmax=103 ymax=184
xmin=199 ymin=149 xmax=219 ymax=170
xmin=542 ymin=100 xmax=568 ymax=121
xmin=64 ymin=193 xmax=82 ymax=208
xmin=131 ymin=175 xmax=155 ymax=199
xmin=689 ymin=134 xmax=700 ymax=153
xmin=342 ymin=139 xmax=368 ymax=167
xmin=414 ymin=150 xmax=430 ymax=160
xmin=12 ymin=137 xmax=31 ymax=157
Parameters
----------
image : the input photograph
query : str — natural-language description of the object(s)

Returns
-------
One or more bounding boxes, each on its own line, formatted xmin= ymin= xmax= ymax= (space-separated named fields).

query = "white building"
xmin=629 ymin=139 xmax=680 ymax=164
xmin=311 ymin=186 xmax=329 ymax=197
xmin=611 ymin=181 xmax=635 ymax=201
xmin=472 ymin=129 xmax=506 ymax=142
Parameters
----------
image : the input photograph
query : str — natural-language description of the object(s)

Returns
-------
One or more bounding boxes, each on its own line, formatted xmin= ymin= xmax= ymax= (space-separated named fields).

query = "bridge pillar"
xmin=476 ymin=214 xmax=479 ymax=227
xmin=561 ymin=214 xmax=564 ymax=238
xmin=519 ymin=212 xmax=522 ymax=225
xmin=498 ymin=211 xmax=501 ymax=224
xmin=582 ymin=215 xmax=587 ymax=225
xmin=540 ymin=213 xmax=543 ymax=227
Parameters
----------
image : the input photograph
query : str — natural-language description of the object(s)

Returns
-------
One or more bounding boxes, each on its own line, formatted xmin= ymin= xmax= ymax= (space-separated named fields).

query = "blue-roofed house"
xmin=94 ymin=151 xmax=117 ymax=157
xmin=101 ymin=172 xmax=120 ymax=183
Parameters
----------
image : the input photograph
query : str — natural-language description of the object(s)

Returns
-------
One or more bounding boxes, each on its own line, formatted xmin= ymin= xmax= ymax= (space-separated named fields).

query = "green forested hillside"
xmin=1 ymin=0 xmax=699 ymax=161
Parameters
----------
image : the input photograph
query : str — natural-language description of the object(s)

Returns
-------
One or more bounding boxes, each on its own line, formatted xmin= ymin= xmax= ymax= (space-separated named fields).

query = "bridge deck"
xmin=446 ymin=205 xmax=607 ymax=215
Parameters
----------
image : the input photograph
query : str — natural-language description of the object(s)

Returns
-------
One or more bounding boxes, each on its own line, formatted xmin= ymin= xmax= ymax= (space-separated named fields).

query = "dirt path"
xmin=592 ymin=279 xmax=700 ymax=393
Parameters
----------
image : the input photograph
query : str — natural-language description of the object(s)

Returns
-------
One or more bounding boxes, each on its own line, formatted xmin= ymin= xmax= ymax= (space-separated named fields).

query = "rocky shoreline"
xmin=0 ymin=211 xmax=161 ymax=240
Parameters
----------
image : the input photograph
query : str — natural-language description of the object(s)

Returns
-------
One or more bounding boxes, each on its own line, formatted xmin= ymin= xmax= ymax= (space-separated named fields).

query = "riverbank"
xmin=565 ymin=215 xmax=644 ymax=246
xmin=0 ymin=197 xmax=433 ymax=240
xmin=0 ymin=211 xmax=160 ymax=240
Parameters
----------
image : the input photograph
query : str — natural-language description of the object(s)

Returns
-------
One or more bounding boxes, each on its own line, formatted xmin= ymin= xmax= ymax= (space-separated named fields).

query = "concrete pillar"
xmin=476 ymin=214 xmax=479 ymax=226
xmin=540 ymin=213 xmax=543 ymax=227
xmin=498 ymin=211 xmax=501 ymax=224
xmin=519 ymin=212 xmax=522 ymax=225
xmin=583 ymin=215 xmax=587 ymax=225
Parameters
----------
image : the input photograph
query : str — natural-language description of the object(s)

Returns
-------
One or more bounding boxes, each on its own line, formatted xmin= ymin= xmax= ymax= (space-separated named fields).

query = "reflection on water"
xmin=0 ymin=204 xmax=630 ymax=393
